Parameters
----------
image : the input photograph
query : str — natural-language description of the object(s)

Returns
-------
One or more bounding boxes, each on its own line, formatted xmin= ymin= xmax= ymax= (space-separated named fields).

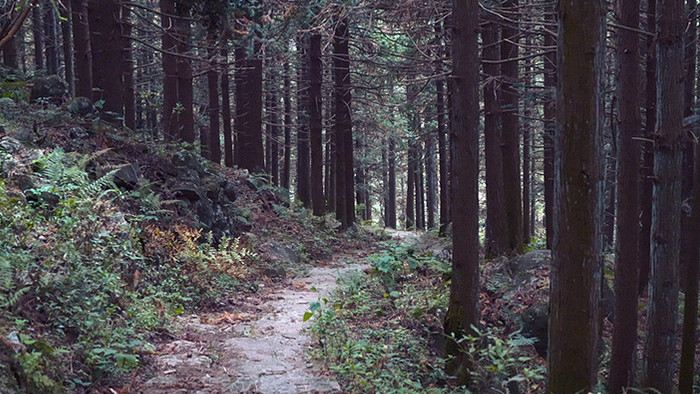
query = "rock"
xmin=262 ymin=265 xmax=286 ymax=279
xmin=196 ymin=199 xmax=215 ymax=228
xmin=13 ymin=174 xmax=59 ymax=207
xmin=173 ymin=181 xmax=202 ymax=201
xmin=171 ymin=151 xmax=205 ymax=175
xmin=0 ymin=98 xmax=18 ymax=115
xmin=29 ymin=75 xmax=68 ymax=104
xmin=69 ymin=126 xmax=89 ymax=139
xmin=520 ymin=302 xmax=548 ymax=357
xmin=261 ymin=242 xmax=299 ymax=265
xmin=66 ymin=97 xmax=95 ymax=117
xmin=114 ymin=164 xmax=141 ymax=190
xmin=0 ymin=136 xmax=22 ymax=153
xmin=1 ymin=154 xmax=19 ymax=177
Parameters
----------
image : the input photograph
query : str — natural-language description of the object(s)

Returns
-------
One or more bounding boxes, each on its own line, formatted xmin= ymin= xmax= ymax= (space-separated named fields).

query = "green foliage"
xmin=0 ymin=148 xmax=256 ymax=389
xmin=448 ymin=325 xmax=545 ymax=392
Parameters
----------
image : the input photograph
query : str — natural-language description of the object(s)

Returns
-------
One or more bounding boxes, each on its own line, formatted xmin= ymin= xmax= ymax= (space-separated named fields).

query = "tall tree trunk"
xmin=222 ymin=47 xmax=233 ymax=167
xmin=426 ymin=132 xmax=436 ymax=229
xmin=406 ymin=143 xmax=416 ymax=230
xmin=543 ymin=5 xmax=556 ymax=249
xmin=296 ymin=34 xmax=311 ymax=207
xmin=436 ymin=23 xmax=449 ymax=229
xmin=207 ymin=46 xmax=220 ymax=163
xmin=60 ymin=2 xmax=74 ymax=96
xmin=160 ymin=0 xmax=177 ymax=140
xmin=547 ymin=0 xmax=605 ymax=390
xmin=72 ymin=0 xmax=92 ymax=99
xmin=121 ymin=3 xmax=135 ymax=130
xmin=282 ymin=61 xmax=292 ymax=190
xmin=679 ymin=143 xmax=700 ymax=393
xmin=639 ymin=0 xmax=656 ymax=294
xmin=416 ymin=151 xmax=425 ymax=230
xmin=309 ymin=33 xmax=324 ymax=216
xmin=44 ymin=3 xmax=57 ymax=75
xmin=500 ymin=0 xmax=523 ymax=254
xmin=334 ymin=17 xmax=354 ymax=229
xmin=483 ymin=19 xmax=509 ymax=257
xmin=608 ymin=0 xmax=641 ymax=389
xmin=642 ymin=0 xmax=684 ymax=388
xmin=387 ymin=135 xmax=397 ymax=228
xmin=604 ymin=96 xmax=618 ymax=250
xmin=175 ymin=10 xmax=194 ymax=142
xmin=443 ymin=0 xmax=480 ymax=384
xmin=269 ymin=87 xmax=279 ymax=186
xmin=89 ymin=0 xmax=123 ymax=119
xmin=32 ymin=4 xmax=42 ymax=71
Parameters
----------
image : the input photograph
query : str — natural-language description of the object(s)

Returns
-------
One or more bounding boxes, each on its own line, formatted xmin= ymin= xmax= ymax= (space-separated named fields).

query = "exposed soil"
xmin=131 ymin=252 xmax=370 ymax=394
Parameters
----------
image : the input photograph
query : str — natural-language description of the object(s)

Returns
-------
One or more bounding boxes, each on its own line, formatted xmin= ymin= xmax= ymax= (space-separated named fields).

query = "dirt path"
xmin=134 ymin=253 xmax=369 ymax=394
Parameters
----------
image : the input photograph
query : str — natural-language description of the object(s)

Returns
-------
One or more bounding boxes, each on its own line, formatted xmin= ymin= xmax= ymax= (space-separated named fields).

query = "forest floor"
xmin=129 ymin=243 xmax=398 ymax=393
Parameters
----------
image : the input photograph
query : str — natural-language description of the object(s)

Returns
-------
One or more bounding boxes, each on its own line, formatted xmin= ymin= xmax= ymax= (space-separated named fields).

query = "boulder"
xmin=0 ymin=136 xmax=22 ymax=153
xmin=261 ymin=242 xmax=299 ymax=265
xmin=0 ymin=97 xmax=18 ymax=115
xmin=29 ymin=76 xmax=67 ymax=104
xmin=114 ymin=164 xmax=142 ymax=190
xmin=66 ymin=97 xmax=95 ymax=117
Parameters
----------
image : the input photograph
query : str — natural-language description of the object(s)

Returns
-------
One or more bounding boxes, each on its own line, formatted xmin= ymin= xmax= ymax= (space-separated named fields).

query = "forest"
xmin=0 ymin=0 xmax=698 ymax=393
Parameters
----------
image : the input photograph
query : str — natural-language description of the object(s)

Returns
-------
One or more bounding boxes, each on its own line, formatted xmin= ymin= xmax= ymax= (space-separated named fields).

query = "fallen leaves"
xmin=200 ymin=312 xmax=252 ymax=325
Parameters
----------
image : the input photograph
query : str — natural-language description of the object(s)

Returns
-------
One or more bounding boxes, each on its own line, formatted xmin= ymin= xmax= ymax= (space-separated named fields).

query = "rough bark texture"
xmin=44 ymin=3 xmax=57 ymax=75
xmin=72 ymin=0 xmax=92 ymax=99
xmin=296 ymin=34 xmax=311 ymax=207
xmin=160 ymin=0 xmax=177 ymax=141
xmin=547 ymin=0 xmax=605 ymax=391
xmin=679 ymin=143 xmax=700 ymax=393
xmin=500 ymin=0 xmax=523 ymax=254
xmin=221 ymin=47 xmax=233 ymax=167
xmin=639 ymin=0 xmax=656 ymax=294
xmin=235 ymin=46 xmax=265 ymax=172
xmin=334 ymin=18 xmax=354 ymax=229
xmin=436 ymin=22 xmax=449 ymax=228
xmin=608 ymin=0 xmax=641 ymax=390
xmin=543 ymin=5 xmax=556 ymax=249
xmin=207 ymin=46 xmax=220 ymax=163
xmin=643 ymin=0 xmax=684 ymax=389
xmin=443 ymin=0 xmax=480 ymax=384
xmin=309 ymin=34 xmax=324 ymax=216
xmin=32 ymin=4 xmax=42 ymax=70
xmin=483 ymin=20 xmax=509 ymax=258
xmin=175 ymin=11 xmax=194 ymax=143
xmin=386 ymin=136 xmax=397 ymax=228
xmin=406 ymin=143 xmax=416 ymax=230
xmin=89 ymin=0 xmax=123 ymax=118
xmin=426 ymin=132 xmax=436 ymax=229
xmin=121 ymin=4 xmax=135 ymax=130
xmin=282 ymin=61 xmax=292 ymax=190
xmin=60 ymin=2 xmax=74 ymax=95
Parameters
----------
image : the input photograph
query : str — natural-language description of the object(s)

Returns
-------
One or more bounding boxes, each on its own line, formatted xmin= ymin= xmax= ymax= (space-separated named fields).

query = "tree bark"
xmin=296 ymin=34 xmax=311 ymax=207
xmin=639 ymin=0 xmax=657 ymax=294
xmin=207 ymin=46 xmax=220 ymax=163
xmin=235 ymin=45 xmax=264 ymax=172
xmin=426 ymin=132 xmax=436 ymax=229
xmin=121 ymin=3 xmax=135 ymax=130
xmin=60 ymin=2 xmax=74 ymax=96
xmin=72 ymin=0 xmax=92 ymax=99
xmin=387 ymin=135 xmax=397 ymax=228
xmin=175 ymin=10 xmax=194 ymax=142
xmin=309 ymin=33 xmax=324 ymax=216
xmin=608 ymin=0 xmax=641 ymax=390
xmin=160 ymin=0 xmax=177 ymax=141
xmin=436 ymin=22 xmax=449 ymax=229
xmin=44 ymin=3 xmax=57 ymax=75
xmin=221 ymin=47 xmax=233 ymax=167
xmin=282 ymin=61 xmax=292 ymax=190
xmin=443 ymin=0 xmax=480 ymax=384
xmin=547 ymin=0 xmax=605 ymax=390
xmin=483 ymin=19 xmax=509 ymax=258
xmin=32 ymin=4 xmax=42 ymax=71
xmin=406 ymin=143 xmax=416 ymax=230
xmin=334 ymin=18 xmax=354 ymax=229
xmin=543 ymin=5 xmax=556 ymax=249
xmin=500 ymin=0 xmax=523 ymax=254
xmin=89 ymin=0 xmax=123 ymax=118
xmin=643 ymin=0 xmax=684 ymax=388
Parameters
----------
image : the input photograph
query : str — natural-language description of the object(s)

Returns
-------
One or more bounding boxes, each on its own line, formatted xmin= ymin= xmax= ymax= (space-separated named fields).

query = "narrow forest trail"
xmin=132 ymin=250 xmax=373 ymax=393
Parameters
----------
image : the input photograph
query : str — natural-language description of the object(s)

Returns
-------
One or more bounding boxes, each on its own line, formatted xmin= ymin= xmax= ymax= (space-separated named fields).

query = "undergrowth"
xmin=0 ymin=148 xmax=256 ymax=391
xmin=307 ymin=240 xmax=545 ymax=393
